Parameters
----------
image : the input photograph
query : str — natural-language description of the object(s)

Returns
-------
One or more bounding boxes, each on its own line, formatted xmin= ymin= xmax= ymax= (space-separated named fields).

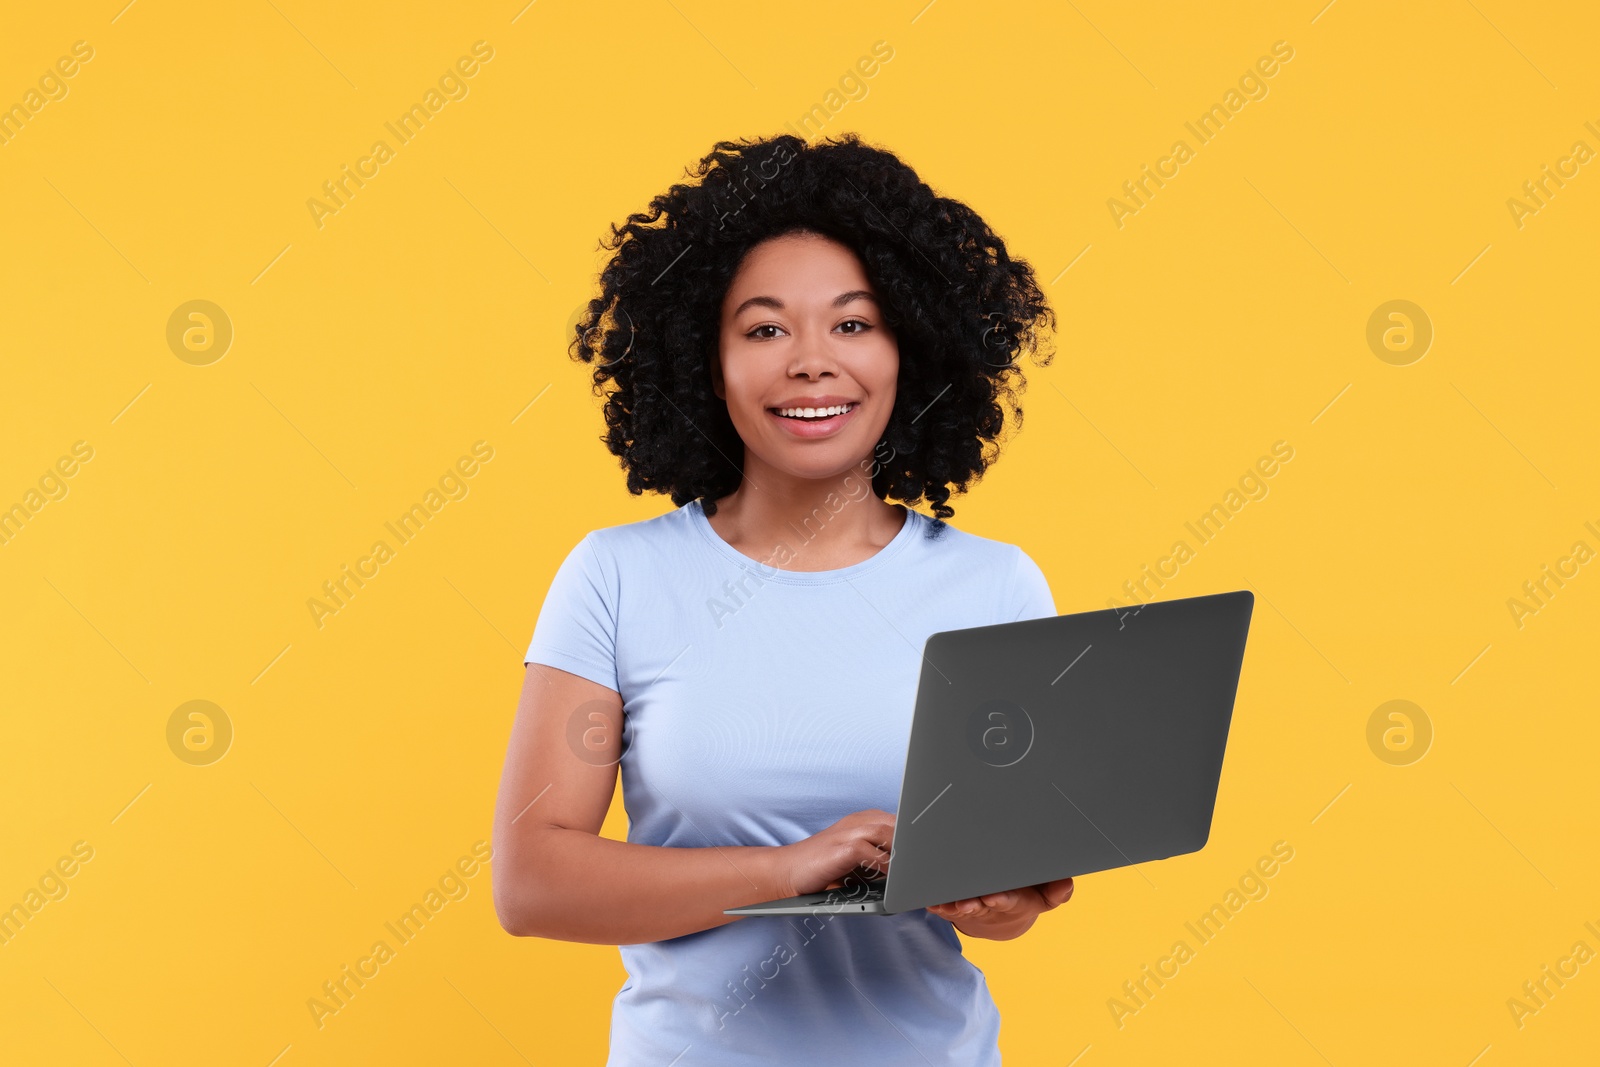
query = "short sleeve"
xmin=1005 ymin=546 xmax=1056 ymax=622
xmin=524 ymin=532 xmax=620 ymax=693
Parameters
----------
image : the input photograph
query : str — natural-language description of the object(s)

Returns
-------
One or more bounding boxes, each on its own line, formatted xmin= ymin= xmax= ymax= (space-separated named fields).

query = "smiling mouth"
xmin=768 ymin=402 xmax=857 ymax=420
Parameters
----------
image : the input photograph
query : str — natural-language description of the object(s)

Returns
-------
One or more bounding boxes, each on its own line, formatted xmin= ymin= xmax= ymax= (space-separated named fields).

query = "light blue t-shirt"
xmin=524 ymin=497 xmax=1056 ymax=1066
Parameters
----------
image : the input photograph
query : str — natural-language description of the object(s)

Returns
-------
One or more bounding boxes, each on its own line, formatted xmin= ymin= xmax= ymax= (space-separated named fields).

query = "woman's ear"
xmin=709 ymin=344 xmax=725 ymax=400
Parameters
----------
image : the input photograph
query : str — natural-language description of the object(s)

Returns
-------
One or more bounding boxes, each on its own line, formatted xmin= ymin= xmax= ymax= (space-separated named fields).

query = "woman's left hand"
xmin=926 ymin=877 xmax=1075 ymax=940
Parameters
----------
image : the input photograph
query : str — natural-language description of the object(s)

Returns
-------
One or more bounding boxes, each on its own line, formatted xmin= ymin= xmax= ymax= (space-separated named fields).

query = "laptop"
xmin=724 ymin=589 xmax=1254 ymax=917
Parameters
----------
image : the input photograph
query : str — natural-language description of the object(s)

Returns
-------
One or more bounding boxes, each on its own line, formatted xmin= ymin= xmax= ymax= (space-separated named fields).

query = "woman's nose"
xmin=787 ymin=329 xmax=839 ymax=379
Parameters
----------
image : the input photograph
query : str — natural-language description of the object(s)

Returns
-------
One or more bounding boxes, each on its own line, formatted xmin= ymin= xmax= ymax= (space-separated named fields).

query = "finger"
xmin=855 ymin=826 xmax=893 ymax=852
xmin=851 ymin=810 xmax=896 ymax=831
xmin=1032 ymin=877 xmax=1074 ymax=910
xmin=847 ymin=838 xmax=889 ymax=871
xmin=858 ymin=849 xmax=891 ymax=876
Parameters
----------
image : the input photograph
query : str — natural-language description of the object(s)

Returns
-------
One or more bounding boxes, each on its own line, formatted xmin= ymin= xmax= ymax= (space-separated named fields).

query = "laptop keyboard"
xmin=805 ymin=882 xmax=886 ymax=905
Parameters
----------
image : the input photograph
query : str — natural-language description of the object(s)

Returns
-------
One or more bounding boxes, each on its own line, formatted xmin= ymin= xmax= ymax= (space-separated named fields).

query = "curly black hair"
xmin=569 ymin=131 xmax=1055 ymax=525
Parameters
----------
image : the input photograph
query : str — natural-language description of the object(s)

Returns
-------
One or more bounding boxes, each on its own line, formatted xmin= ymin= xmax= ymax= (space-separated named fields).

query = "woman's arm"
xmin=493 ymin=663 xmax=897 ymax=945
xmin=492 ymin=663 xmax=788 ymax=944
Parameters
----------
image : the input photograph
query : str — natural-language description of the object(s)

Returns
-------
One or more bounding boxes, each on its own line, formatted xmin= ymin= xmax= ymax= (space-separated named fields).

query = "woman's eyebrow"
xmin=731 ymin=290 xmax=879 ymax=317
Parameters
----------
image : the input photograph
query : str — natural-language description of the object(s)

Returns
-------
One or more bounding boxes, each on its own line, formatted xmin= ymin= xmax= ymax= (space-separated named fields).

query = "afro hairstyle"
xmin=569 ymin=131 xmax=1055 ymax=525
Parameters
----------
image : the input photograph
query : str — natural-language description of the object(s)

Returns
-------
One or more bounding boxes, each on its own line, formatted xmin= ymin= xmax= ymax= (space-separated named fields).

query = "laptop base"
xmin=725 ymin=882 xmax=889 ymax=916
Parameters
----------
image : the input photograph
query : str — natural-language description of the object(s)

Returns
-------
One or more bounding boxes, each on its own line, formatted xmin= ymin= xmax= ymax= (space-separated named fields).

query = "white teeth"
xmin=775 ymin=403 xmax=853 ymax=419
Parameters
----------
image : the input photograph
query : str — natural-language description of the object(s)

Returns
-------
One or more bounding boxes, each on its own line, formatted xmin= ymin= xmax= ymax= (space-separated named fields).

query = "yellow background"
xmin=2 ymin=0 xmax=1596 ymax=1063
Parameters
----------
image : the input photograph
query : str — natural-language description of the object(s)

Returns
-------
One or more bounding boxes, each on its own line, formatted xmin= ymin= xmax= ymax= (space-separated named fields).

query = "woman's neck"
xmin=706 ymin=465 xmax=905 ymax=573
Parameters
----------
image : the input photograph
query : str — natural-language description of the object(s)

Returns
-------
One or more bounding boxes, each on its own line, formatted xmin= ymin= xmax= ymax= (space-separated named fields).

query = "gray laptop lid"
xmin=882 ymin=589 xmax=1254 ymax=915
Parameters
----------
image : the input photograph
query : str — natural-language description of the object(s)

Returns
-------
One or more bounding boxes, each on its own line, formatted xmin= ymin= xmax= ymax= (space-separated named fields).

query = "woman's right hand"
xmin=769 ymin=809 xmax=896 ymax=899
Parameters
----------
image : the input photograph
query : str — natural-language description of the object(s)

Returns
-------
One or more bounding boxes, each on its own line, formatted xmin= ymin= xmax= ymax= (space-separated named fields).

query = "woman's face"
xmin=713 ymin=231 xmax=898 ymax=484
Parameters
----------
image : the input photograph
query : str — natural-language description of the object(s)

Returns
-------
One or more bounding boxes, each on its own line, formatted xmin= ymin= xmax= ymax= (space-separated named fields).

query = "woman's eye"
xmin=746 ymin=320 xmax=871 ymax=339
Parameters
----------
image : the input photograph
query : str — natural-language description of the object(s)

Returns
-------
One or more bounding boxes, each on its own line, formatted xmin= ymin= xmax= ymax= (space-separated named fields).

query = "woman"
xmin=493 ymin=132 xmax=1075 ymax=1065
